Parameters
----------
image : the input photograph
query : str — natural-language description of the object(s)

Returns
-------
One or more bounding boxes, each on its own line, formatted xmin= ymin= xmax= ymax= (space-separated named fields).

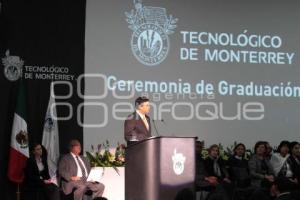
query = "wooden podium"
xmin=125 ymin=136 xmax=196 ymax=200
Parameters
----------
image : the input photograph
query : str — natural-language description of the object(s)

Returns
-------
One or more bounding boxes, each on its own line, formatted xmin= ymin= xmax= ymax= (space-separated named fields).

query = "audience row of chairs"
xmin=20 ymin=140 xmax=300 ymax=200
xmin=195 ymin=140 xmax=300 ymax=200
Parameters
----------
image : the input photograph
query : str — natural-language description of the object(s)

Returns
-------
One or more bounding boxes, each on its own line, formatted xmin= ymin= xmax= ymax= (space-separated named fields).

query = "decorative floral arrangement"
xmin=86 ymin=140 xmax=126 ymax=174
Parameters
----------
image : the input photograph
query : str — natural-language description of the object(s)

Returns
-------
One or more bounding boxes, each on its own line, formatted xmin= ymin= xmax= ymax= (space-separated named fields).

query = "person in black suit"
xmin=24 ymin=143 xmax=60 ymax=200
xmin=196 ymin=141 xmax=218 ymax=190
xmin=204 ymin=145 xmax=231 ymax=183
xmin=196 ymin=141 xmax=223 ymax=200
xmin=228 ymin=143 xmax=254 ymax=200
xmin=124 ymin=96 xmax=151 ymax=145
xmin=228 ymin=143 xmax=251 ymax=188
xmin=204 ymin=144 xmax=232 ymax=200
xmin=288 ymin=141 xmax=300 ymax=187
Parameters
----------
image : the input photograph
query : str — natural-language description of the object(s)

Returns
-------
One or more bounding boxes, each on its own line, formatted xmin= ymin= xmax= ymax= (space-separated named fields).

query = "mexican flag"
xmin=7 ymin=81 xmax=29 ymax=184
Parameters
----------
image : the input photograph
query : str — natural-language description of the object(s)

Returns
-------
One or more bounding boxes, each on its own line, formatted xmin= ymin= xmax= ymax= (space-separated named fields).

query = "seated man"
xmin=58 ymin=139 xmax=105 ymax=200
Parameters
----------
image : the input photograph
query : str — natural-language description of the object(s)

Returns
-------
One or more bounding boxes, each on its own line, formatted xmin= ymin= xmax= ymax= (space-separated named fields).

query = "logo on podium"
xmin=172 ymin=149 xmax=186 ymax=175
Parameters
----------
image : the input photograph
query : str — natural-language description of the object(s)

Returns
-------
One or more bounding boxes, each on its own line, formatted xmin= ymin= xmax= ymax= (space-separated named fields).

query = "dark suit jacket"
xmin=228 ymin=156 xmax=251 ymax=187
xmin=196 ymin=154 xmax=215 ymax=191
xmin=288 ymin=156 xmax=300 ymax=182
xmin=58 ymin=153 xmax=91 ymax=194
xmin=204 ymin=156 xmax=229 ymax=180
xmin=24 ymin=156 xmax=50 ymax=187
xmin=124 ymin=111 xmax=151 ymax=142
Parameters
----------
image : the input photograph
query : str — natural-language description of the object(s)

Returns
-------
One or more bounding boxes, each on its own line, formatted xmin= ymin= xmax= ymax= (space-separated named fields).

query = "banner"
xmin=0 ymin=0 xmax=86 ymax=195
xmin=42 ymin=83 xmax=59 ymax=185
xmin=7 ymin=80 xmax=29 ymax=183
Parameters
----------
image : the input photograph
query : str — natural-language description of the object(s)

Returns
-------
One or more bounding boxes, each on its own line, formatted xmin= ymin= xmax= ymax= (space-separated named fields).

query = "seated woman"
xmin=287 ymin=141 xmax=300 ymax=189
xmin=228 ymin=143 xmax=251 ymax=188
xmin=228 ymin=143 xmax=255 ymax=200
xmin=24 ymin=143 xmax=60 ymax=200
xmin=204 ymin=144 xmax=230 ymax=182
xmin=270 ymin=140 xmax=300 ymax=195
xmin=270 ymin=141 xmax=291 ymax=178
xmin=204 ymin=144 xmax=232 ymax=200
xmin=249 ymin=141 xmax=275 ymax=188
xmin=248 ymin=141 xmax=275 ymax=200
xmin=195 ymin=141 xmax=217 ymax=191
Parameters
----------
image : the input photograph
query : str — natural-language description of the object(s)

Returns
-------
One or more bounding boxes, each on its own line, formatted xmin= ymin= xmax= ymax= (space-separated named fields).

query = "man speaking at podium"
xmin=124 ymin=96 xmax=152 ymax=145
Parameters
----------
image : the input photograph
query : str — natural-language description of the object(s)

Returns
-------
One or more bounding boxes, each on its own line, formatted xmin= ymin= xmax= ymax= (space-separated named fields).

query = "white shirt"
xmin=286 ymin=162 xmax=293 ymax=178
xmin=35 ymin=157 xmax=44 ymax=172
xmin=136 ymin=110 xmax=149 ymax=130
xmin=71 ymin=152 xmax=88 ymax=178
xmin=235 ymin=155 xmax=243 ymax=160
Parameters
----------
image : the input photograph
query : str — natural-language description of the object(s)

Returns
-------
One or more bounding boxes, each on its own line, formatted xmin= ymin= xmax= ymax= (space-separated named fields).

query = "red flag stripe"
xmin=7 ymin=147 xmax=28 ymax=183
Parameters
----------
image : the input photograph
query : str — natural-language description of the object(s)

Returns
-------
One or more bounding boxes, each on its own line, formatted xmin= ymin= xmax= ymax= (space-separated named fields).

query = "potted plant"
xmin=86 ymin=140 xmax=126 ymax=175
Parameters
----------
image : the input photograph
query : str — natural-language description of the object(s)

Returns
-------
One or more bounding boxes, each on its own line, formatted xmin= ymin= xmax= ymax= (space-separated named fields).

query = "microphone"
xmin=152 ymin=119 xmax=160 ymax=137
xmin=160 ymin=118 xmax=173 ymax=136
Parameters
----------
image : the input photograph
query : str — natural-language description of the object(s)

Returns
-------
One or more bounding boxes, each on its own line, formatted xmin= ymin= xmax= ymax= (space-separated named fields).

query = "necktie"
xmin=76 ymin=156 xmax=87 ymax=181
xmin=142 ymin=116 xmax=149 ymax=131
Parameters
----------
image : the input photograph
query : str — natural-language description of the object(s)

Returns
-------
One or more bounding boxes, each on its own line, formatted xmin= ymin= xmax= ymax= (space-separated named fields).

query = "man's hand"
xmin=289 ymin=178 xmax=298 ymax=184
xmin=71 ymin=176 xmax=81 ymax=181
xmin=205 ymin=176 xmax=219 ymax=186
xmin=223 ymin=177 xmax=231 ymax=183
xmin=43 ymin=179 xmax=52 ymax=184
xmin=265 ymin=175 xmax=274 ymax=182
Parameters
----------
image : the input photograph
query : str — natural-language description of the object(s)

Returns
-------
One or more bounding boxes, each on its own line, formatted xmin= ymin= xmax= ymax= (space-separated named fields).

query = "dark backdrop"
xmin=0 ymin=0 xmax=86 ymax=199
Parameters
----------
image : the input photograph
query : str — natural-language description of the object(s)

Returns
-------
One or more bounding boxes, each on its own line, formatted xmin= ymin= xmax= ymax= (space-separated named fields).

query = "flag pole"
xmin=16 ymin=183 xmax=20 ymax=200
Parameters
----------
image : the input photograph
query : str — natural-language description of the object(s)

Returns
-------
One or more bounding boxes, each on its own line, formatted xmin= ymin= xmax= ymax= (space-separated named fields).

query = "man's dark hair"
xmin=135 ymin=96 xmax=149 ymax=107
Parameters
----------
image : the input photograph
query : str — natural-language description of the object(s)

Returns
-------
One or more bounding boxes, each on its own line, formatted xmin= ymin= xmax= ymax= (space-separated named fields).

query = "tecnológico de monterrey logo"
xmin=125 ymin=0 xmax=178 ymax=66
